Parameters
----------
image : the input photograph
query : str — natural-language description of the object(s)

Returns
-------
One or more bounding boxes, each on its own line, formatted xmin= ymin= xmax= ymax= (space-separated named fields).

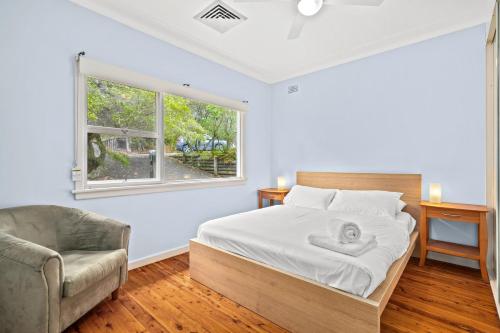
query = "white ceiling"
xmin=71 ymin=0 xmax=495 ymax=83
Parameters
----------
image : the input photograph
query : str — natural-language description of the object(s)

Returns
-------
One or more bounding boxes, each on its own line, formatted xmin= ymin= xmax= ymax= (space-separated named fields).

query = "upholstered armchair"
xmin=0 ymin=205 xmax=131 ymax=333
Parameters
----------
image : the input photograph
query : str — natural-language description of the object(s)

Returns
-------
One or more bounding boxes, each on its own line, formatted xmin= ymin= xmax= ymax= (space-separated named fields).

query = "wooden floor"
xmin=65 ymin=254 xmax=500 ymax=333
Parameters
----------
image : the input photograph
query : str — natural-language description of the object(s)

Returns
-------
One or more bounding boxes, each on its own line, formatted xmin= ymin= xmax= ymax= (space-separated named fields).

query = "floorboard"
xmin=65 ymin=255 xmax=500 ymax=333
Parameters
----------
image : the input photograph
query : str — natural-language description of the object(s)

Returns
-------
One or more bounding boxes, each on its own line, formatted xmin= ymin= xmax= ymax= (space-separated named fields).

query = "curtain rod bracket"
xmin=76 ymin=51 xmax=86 ymax=61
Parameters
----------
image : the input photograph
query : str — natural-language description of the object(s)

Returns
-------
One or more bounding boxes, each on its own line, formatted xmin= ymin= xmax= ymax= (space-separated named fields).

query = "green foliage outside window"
xmin=162 ymin=95 xmax=206 ymax=148
xmin=87 ymin=77 xmax=156 ymax=131
xmin=87 ymin=77 xmax=238 ymax=174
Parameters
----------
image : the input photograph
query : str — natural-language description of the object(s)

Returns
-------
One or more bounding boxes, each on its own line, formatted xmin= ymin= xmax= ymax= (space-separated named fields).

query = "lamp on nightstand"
xmin=277 ymin=176 xmax=287 ymax=189
xmin=429 ymin=183 xmax=442 ymax=203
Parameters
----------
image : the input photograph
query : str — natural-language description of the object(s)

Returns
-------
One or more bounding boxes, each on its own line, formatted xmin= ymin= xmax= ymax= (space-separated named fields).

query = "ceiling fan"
xmin=233 ymin=0 xmax=384 ymax=39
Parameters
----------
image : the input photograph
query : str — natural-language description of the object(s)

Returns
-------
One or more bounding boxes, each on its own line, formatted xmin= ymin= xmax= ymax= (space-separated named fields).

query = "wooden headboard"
xmin=297 ymin=172 xmax=422 ymax=221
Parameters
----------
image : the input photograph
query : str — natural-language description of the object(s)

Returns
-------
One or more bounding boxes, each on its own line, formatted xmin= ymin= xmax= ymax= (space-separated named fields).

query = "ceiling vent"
xmin=194 ymin=0 xmax=247 ymax=34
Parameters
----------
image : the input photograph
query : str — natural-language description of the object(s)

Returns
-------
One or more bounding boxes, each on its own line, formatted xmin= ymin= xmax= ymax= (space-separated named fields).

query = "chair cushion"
xmin=61 ymin=249 xmax=127 ymax=297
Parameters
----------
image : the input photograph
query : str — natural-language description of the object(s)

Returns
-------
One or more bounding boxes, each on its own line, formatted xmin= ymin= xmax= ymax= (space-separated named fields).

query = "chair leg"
xmin=111 ymin=288 xmax=120 ymax=300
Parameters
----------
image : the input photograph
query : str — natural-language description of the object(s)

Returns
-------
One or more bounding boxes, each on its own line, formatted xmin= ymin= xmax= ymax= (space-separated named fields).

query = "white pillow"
xmin=395 ymin=211 xmax=416 ymax=233
xmin=327 ymin=190 xmax=402 ymax=218
xmin=397 ymin=200 xmax=407 ymax=212
xmin=284 ymin=185 xmax=337 ymax=210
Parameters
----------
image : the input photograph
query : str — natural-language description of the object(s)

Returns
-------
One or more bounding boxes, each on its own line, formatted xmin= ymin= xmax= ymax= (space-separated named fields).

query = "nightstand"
xmin=258 ymin=188 xmax=289 ymax=208
xmin=419 ymin=201 xmax=489 ymax=281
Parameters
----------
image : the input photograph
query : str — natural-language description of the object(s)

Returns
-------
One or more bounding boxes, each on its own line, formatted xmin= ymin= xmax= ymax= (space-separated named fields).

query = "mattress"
xmin=197 ymin=205 xmax=414 ymax=298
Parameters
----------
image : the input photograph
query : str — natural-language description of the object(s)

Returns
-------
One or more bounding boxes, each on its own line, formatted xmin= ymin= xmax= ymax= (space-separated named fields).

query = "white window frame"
xmin=73 ymin=57 xmax=247 ymax=199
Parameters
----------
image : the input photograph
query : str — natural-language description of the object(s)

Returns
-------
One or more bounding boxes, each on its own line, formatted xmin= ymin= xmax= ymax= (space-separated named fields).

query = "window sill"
xmin=73 ymin=177 xmax=246 ymax=200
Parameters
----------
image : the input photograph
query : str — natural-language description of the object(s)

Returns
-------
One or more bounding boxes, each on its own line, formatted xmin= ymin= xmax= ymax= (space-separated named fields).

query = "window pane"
xmin=162 ymin=95 xmax=238 ymax=181
xmin=87 ymin=134 xmax=157 ymax=181
xmin=87 ymin=77 xmax=156 ymax=132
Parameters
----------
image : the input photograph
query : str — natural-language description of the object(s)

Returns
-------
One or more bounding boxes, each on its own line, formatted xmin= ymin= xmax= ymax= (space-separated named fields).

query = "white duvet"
xmin=197 ymin=205 xmax=414 ymax=298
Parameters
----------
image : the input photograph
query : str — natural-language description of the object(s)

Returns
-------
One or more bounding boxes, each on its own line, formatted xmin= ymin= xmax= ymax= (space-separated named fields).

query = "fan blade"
xmin=287 ymin=13 xmax=306 ymax=40
xmin=324 ymin=0 xmax=384 ymax=6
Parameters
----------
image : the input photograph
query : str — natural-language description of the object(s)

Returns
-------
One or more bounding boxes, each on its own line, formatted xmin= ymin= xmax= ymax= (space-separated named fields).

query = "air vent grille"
xmin=195 ymin=1 xmax=247 ymax=33
xmin=288 ymin=85 xmax=299 ymax=94
xmin=201 ymin=5 xmax=241 ymax=20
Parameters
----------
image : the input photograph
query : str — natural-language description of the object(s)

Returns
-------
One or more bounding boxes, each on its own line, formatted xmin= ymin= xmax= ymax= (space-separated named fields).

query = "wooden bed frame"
xmin=190 ymin=172 xmax=421 ymax=333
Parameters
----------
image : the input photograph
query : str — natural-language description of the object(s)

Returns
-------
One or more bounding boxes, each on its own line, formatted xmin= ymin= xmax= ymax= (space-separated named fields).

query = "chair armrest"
xmin=0 ymin=232 xmax=61 ymax=271
xmin=0 ymin=233 xmax=63 ymax=333
xmin=58 ymin=210 xmax=131 ymax=252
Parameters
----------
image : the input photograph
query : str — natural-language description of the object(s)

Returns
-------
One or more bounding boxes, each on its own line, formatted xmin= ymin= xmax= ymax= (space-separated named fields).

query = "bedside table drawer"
xmin=262 ymin=192 xmax=286 ymax=200
xmin=426 ymin=207 xmax=480 ymax=223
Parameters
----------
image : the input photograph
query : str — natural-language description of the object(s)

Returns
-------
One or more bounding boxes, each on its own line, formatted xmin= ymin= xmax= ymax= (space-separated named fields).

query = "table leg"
xmin=479 ymin=212 xmax=489 ymax=281
xmin=419 ymin=207 xmax=428 ymax=267
xmin=258 ymin=192 xmax=263 ymax=209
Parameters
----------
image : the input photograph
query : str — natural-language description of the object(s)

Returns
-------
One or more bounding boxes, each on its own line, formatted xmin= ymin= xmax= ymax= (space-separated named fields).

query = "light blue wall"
xmin=0 ymin=0 xmax=272 ymax=261
xmin=0 ymin=0 xmax=488 ymax=267
xmin=271 ymin=25 xmax=486 ymax=265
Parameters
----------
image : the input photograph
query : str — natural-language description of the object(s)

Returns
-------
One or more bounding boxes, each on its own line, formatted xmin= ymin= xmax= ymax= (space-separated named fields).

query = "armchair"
xmin=0 ymin=205 xmax=131 ymax=333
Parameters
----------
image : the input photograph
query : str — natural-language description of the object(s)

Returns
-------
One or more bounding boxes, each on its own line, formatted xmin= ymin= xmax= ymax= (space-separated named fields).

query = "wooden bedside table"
xmin=258 ymin=188 xmax=289 ymax=208
xmin=419 ymin=201 xmax=489 ymax=281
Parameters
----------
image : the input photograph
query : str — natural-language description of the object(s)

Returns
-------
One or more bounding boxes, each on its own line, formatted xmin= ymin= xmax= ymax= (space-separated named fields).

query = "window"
xmin=86 ymin=78 xmax=160 ymax=184
xmin=74 ymin=57 xmax=246 ymax=199
xmin=162 ymin=95 xmax=240 ymax=181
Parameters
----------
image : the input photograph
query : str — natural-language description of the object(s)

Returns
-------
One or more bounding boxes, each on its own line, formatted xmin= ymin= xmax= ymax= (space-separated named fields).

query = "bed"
xmin=190 ymin=172 xmax=421 ymax=333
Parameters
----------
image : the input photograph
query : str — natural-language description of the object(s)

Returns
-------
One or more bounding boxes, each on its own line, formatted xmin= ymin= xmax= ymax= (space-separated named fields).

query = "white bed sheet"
xmin=197 ymin=205 xmax=412 ymax=298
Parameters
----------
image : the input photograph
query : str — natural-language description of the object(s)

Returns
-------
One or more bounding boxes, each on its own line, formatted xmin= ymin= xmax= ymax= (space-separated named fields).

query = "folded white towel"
xmin=327 ymin=219 xmax=362 ymax=244
xmin=308 ymin=233 xmax=377 ymax=257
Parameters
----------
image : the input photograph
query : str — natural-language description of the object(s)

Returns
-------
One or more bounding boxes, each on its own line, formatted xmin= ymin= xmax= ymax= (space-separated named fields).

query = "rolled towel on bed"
xmin=308 ymin=234 xmax=377 ymax=257
xmin=327 ymin=219 xmax=362 ymax=244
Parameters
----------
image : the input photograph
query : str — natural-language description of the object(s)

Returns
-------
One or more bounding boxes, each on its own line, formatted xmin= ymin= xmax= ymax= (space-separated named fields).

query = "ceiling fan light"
xmin=297 ymin=0 xmax=323 ymax=16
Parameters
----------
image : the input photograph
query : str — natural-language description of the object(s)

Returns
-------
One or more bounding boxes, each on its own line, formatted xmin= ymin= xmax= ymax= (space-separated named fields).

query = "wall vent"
xmin=195 ymin=1 xmax=247 ymax=34
xmin=288 ymin=85 xmax=299 ymax=94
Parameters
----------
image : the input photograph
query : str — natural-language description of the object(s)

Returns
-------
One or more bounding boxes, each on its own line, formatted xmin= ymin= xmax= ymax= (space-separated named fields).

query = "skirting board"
xmin=128 ymin=244 xmax=189 ymax=270
xmin=490 ymin=278 xmax=500 ymax=319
